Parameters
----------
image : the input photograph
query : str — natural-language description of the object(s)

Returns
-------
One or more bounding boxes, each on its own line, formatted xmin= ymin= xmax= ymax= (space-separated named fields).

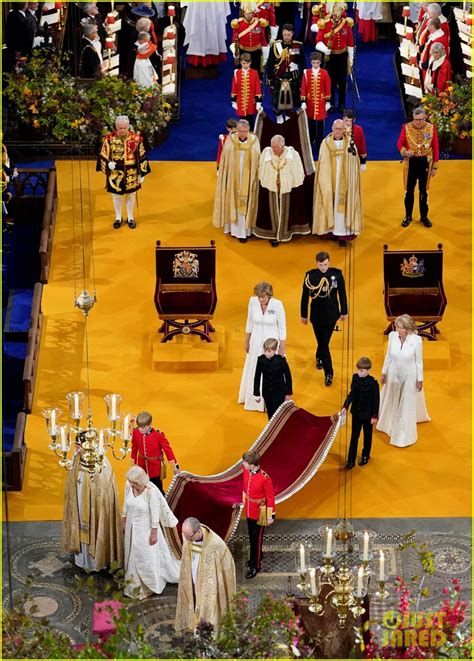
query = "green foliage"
xmin=169 ymin=591 xmax=311 ymax=659
xmin=3 ymin=50 xmax=174 ymax=145
xmin=422 ymin=75 xmax=472 ymax=148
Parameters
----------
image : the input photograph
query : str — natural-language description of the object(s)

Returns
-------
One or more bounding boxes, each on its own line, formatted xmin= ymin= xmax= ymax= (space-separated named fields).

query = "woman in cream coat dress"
xmin=238 ymin=281 xmax=287 ymax=412
xmin=123 ymin=466 xmax=180 ymax=599
xmin=377 ymin=314 xmax=430 ymax=447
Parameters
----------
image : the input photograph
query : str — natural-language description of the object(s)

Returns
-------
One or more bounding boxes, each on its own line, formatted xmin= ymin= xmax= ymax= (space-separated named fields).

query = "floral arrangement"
xmin=422 ymin=76 xmax=472 ymax=148
xmin=3 ymin=50 xmax=173 ymax=146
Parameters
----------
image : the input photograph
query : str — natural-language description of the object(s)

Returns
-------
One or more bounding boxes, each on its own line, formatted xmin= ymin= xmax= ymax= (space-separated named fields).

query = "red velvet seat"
xmin=154 ymin=241 xmax=217 ymax=342
xmin=383 ymin=244 xmax=447 ymax=340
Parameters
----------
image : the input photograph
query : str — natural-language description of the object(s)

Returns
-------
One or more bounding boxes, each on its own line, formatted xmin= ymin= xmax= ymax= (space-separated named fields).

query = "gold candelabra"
xmin=42 ymin=392 xmax=133 ymax=474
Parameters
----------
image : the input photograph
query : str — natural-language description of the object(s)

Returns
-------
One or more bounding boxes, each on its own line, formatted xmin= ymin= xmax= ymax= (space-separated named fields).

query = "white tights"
xmin=112 ymin=193 xmax=136 ymax=220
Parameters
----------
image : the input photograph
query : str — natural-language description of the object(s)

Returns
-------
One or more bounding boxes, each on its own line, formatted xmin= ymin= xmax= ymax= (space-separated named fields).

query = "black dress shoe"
xmin=325 ymin=374 xmax=333 ymax=387
xmin=420 ymin=217 xmax=432 ymax=228
xmin=401 ymin=216 xmax=412 ymax=228
xmin=316 ymin=358 xmax=323 ymax=370
xmin=113 ymin=219 xmax=122 ymax=229
xmin=239 ymin=237 xmax=248 ymax=243
xmin=245 ymin=568 xmax=259 ymax=579
xmin=127 ymin=218 xmax=137 ymax=229
xmin=358 ymin=456 xmax=370 ymax=466
xmin=270 ymin=240 xmax=279 ymax=247
xmin=345 ymin=462 xmax=355 ymax=470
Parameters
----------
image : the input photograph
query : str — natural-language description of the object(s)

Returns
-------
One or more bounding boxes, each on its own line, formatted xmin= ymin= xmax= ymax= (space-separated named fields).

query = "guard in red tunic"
xmin=397 ymin=107 xmax=439 ymax=229
xmin=131 ymin=411 xmax=180 ymax=495
xmin=242 ymin=450 xmax=275 ymax=579
xmin=315 ymin=3 xmax=354 ymax=111
xmin=253 ymin=0 xmax=278 ymax=42
xmin=231 ymin=53 xmax=263 ymax=126
xmin=342 ymin=108 xmax=367 ymax=168
xmin=231 ymin=6 xmax=269 ymax=74
xmin=301 ymin=51 xmax=331 ymax=149
xmin=216 ymin=118 xmax=238 ymax=170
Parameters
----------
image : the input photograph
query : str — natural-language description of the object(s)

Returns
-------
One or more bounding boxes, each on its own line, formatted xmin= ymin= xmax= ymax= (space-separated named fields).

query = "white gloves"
xmin=256 ymin=102 xmax=263 ymax=112
xmin=325 ymin=101 xmax=331 ymax=111
xmin=108 ymin=161 xmax=116 ymax=170
xmin=315 ymin=41 xmax=331 ymax=56
xmin=270 ymin=25 xmax=279 ymax=41
xmin=139 ymin=176 xmax=145 ymax=184
xmin=310 ymin=23 xmax=318 ymax=33
xmin=301 ymin=102 xmax=307 ymax=110
xmin=289 ymin=61 xmax=299 ymax=72
xmin=229 ymin=42 xmax=236 ymax=57
xmin=232 ymin=101 xmax=238 ymax=110
xmin=348 ymin=46 xmax=354 ymax=67
xmin=360 ymin=164 xmax=367 ymax=172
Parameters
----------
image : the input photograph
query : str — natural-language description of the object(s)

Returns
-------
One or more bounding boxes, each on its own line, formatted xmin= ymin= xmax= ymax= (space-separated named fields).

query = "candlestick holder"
xmin=350 ymin=595 xmax=366 ymax=617
xmin=375 ymin=579 xmax=389 ymax=601
xmin=297 ymin=570 xmax=310 ymax=594
xmin=308 ymin=593 xmax=323 ymax=614
xmin=361 ymin=559 xmax=372 ymax=576
xmin=320 ymin=556 xmax=335 ymax=577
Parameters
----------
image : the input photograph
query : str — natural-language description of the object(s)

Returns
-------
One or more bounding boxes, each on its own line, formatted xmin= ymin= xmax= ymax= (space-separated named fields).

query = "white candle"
xmin=310 ymin=568 xmax=317 ymax=596
xmin=299 ymin=544 xmax=305 ymax=572
xmin=60 ymin=426 xmax=67 ymax=451
xmin=379 ymin=550 xmax=385 ymax=581
xmin=356 ymin=566 xmax=364 ymax=597
xmin=51 ymin=409 xmax=57 ymax=435
xmin=326 ymin=528 xmax=333 ymax=556
xmin=74 ymin=394 xmax=80 ymax=419
xmin=111 ymin=394 xmax=116 ymax=420
xmin=123 ymin=414 xmax=130 ymax=441
xmin=98 ymin=430 xmax=105 ymax=456
xmin=362 ymin=532 xmax=369 ymax=561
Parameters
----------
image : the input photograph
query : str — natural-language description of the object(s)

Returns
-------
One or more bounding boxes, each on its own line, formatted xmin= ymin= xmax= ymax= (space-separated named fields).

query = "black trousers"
xmin=247 ymin=517 xmax=265 ymax=570
xmin=347 ymin=415 xmax=373 ymax=464
xmin=311 ymin=322 xmax=336 ymax=376
xmin=264 ymin=397 xmax=285 ymax=420
xmin=405 ymin=156 xmax=429 ymax=218
xmin=150 ymin=475 xmax=165 ymax=496
xmin=308 ymin=118 xmax=325 ymax=153
xmin=327 ymin=51 xmax=348 ymax=109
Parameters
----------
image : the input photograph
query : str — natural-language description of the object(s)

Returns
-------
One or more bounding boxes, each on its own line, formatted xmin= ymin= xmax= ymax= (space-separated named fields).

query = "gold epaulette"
xmin=259 ymin=18 xmax=268 ymax=27
xmin=345 ymin=17 xmax=354 ymax=28
xmin=317 ymin=17 xmax=327 ymax=29
xmin=231 ymin=18 xmax=239 ymax=29
xmin=312 ymin=3 xmax=323 ymax=15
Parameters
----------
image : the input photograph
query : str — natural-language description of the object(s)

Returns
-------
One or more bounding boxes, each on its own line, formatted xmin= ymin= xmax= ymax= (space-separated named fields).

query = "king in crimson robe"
xmin=312 ymin=132 xmax=363 ymax=240
xmin=61 ymin=456 xmax=123 ymax=571
xmin=175 ymin=525 xmax=236 ymax=634
xmin=212 ymin=131 xmax=261 ymax=240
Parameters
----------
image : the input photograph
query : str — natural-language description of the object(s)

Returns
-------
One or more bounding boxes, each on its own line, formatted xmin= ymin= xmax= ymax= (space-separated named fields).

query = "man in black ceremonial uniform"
xmin=300 ymin=251 xmax=347 ymax=386
xmin=266 ymin=23 xmax=306 ymax=123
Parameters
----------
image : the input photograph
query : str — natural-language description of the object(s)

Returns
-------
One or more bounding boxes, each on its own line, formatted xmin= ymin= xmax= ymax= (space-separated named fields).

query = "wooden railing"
xmin=23 ymin=282 xmax=43 ymax=414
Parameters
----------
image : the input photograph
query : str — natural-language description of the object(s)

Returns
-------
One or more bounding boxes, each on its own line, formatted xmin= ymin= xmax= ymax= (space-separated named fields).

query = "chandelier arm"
xmin=86 ymin=160 xmax=98 ymax=300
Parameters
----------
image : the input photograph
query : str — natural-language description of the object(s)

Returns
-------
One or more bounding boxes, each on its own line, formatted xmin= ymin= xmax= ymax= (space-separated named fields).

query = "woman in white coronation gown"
xmin=238 ymin=281 xmax=287 ymax=412
xmin=377 ymin=314 xmax=430 ymax=447
xmin=123 ymin=466 xmax=180 ymax=599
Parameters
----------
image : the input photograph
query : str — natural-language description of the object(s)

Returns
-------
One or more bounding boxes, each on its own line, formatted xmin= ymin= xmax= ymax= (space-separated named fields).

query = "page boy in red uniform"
xmin=231 ymin=52 xmax=263 ymax=127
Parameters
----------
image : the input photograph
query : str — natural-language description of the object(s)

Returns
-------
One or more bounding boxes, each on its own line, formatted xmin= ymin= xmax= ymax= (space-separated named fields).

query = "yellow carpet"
xmin=7 ymin=160 xmax=471 ymax=521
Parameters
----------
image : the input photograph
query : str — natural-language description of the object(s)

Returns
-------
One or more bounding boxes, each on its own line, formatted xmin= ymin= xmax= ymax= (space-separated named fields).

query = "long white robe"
xmin=377 ymin=331 xmax=431 ymax=447
xmin=123 ymin=482 xmax=180 ymax=599
xmin=134 ymin=56 xmax=157 ymax=88
xmin=238 ymin=296 xmax=287 ymax=411
xmin=355 ymin=2 xmax=383 ymax=20
xmin=182 ymin=2 xmax=230 ymax=57
xmin=224 ymin=142 xmax=252 ymax=239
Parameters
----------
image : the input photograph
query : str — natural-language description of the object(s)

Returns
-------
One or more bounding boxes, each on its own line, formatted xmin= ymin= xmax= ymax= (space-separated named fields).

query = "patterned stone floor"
xmin=2 ymin=519 xmax=471 ymax=658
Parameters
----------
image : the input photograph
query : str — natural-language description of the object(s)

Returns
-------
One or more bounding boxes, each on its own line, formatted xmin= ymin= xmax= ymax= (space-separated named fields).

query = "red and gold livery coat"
xmin=243 ymin=466 xmax=275 ymax=522
xmin=254 ymin=1 xmax=276 ymax=27
xmin=316 ymin=15 xmax=354 ymax=52
xmin=231 ymin=16 xmax=268 ymax=52
xmin=131 ymin=428 xmax=177 ymax=479
xmin=300 ymin=66 xmax=331 ymax=120
xmin=397 ymin=120 xmax=439 ymax=190
xmin=231 ymin=68 xmax=263 ymax=115
xmin=97 ymin=130 xmax=151 ymax=194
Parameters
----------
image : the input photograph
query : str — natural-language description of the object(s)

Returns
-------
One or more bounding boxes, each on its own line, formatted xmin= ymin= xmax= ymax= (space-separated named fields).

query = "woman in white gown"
xmin=122 ymin=466 xmax=180 ymax=599
xmin=238 ymin=281 xmax=287 ymax=412
xmin=377 ymin=314 xmax=430 ymax=447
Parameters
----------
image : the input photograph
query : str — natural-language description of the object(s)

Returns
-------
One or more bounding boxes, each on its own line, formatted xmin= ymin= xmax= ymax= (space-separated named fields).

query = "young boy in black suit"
xmin=342 ymin=356 xmax=380 ymax=469
xmin=254 ymin=338 xmax=293 ymax=419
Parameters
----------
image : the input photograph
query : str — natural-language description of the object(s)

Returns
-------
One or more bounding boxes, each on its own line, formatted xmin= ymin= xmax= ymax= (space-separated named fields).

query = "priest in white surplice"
xmin=213 ymin=119 xmax=261 ymax=242
xmin=313 ymin=119 xmax=362 ymax=245
xmin=182 ymin=2 xmax=230 ymax=66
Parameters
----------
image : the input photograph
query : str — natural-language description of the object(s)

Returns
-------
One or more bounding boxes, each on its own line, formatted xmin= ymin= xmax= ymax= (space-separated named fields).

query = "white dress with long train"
xmin=238 ymin=296 xmax=286 ymax=411
xmin=376 ymin=331 xmax=431 ymax=447
xmin=123 ymin=482 xmax=180 ymax=599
